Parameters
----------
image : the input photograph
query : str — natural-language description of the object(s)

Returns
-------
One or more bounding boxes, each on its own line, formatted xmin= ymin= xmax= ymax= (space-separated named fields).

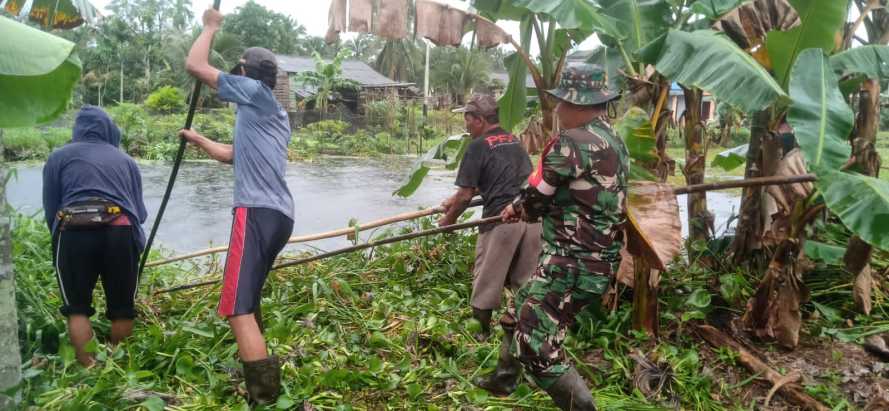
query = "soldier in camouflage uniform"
xmin=475 ymin=63 xmax=628 ymax=411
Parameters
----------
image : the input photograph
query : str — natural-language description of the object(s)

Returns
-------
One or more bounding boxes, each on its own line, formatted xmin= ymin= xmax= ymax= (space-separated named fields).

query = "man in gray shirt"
xmin=179 ymin=8 xmax=293 ymax=405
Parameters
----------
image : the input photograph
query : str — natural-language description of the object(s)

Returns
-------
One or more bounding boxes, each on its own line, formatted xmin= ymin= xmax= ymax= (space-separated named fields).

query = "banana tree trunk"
xmin=631 ymin=256 xmax=658 ymax=337
xmin=539 ymin=89 xmax=557 ymax=143
xmin=0 ymin=149 xmax=21 ymax=408
xmin=654 ymin=77 xmax=674 ymax=182
xmin=682 ymin=86 xmax=713 ymax=246
xmin=845 ymin=78 xmax=882 ymax=314
xmin=731 ymin=109 xmax=770 ymax=265
xmin=743 ymin=237 xmax=809 ymax=350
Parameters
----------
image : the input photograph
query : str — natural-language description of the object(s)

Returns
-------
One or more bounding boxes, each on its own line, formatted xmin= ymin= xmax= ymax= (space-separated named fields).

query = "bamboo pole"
xmin=148 ymin=175 xmax=817 ymax=268
xmin=146 ymin=199 xmax=484 ymax=267
xmin=155 ymin=216 xmax=502 ymax=294
xmin=673 ymin=174 xmax=816 ymax=195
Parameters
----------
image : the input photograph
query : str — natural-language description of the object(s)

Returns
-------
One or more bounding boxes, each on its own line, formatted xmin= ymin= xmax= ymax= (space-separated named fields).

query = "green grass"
xmin=13 ymin=212 xmax=767 ymax=411
xmin=13 ymin=211 xmax=888 ymax=409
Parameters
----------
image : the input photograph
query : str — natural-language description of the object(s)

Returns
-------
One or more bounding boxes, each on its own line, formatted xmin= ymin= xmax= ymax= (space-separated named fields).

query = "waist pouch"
xmin=57 ymin=198 xmax=123 ymax=230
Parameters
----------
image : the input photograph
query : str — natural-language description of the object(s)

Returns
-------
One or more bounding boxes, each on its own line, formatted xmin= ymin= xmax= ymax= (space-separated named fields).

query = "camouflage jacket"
xmin=520 ymin=117 xmax=629 ymax=264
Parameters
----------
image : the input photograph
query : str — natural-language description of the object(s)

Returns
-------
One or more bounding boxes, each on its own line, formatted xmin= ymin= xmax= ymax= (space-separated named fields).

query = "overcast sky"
xmin=87 ymin=0 xmax=599 ymax=55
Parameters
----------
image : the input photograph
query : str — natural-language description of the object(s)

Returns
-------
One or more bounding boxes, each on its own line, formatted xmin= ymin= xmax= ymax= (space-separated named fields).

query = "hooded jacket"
xmin=42 ymin=106 xmax=148 ymax=250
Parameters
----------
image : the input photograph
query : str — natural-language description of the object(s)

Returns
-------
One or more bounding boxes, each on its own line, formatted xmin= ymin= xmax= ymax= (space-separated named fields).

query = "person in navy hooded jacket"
xmin=42 ymin=105 xmax=147 ymax=367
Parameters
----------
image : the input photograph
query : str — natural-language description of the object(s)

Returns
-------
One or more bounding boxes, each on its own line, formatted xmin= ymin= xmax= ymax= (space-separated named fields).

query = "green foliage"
xmin=296 ymin=49 xmax=360 ymax=114
xmin=394 ymin=134 xmax=471 ymax=197
xmin=787 ymin=49 xmax=853 ymax=171
xmin=830 ymin=45 xmax=889 ymax=80
xmin=498 ymin=16 xmax=532 ymax=133
xmin=0 ymin=127 xmax=73 ymax=161
xmin=290 ymin=120 xmax=410 ymax=159
xmin=711 ymin=144 xmax=747 ymax=172
xmin=429 ymin=46 xmax=493 ymax=104
xmin=803 ymin=241 xmax=846 ymax=265
xmin=616 ymin=107 xmax=657 ymax=162
xmin=144 ymin=86 xmax=186 ymax=114
xmin=689 ymin=0 xmax=750 ymax=20
xmin=598 ymin=0 xmax=672 ymax=56
xmin=817 ymin=168 xmax=889 ymax=251
xmin=511 ymin=0 xmax=616 ymax=32
xmin=0 ymin=16 xmax=81 ymax=127
xmin=222 ymin=0 xmax=307 ymax=55
xmin=638 ymin=29 xmax=788 ymax=113
xmin=765 ymin=0 xmax=848 ymax=89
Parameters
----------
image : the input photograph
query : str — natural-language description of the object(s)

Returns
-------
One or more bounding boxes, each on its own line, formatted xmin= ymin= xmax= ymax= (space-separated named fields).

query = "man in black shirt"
xmin=439 ymin=94 xmax=541 ymax=341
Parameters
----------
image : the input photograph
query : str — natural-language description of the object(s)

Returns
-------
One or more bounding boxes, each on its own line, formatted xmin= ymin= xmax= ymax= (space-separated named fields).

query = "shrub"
xmin=42 ymin=128 xmax=71 ymax=151
xmin=107 ymin=103 xmax=149 ymax=154
xmin=299 ymin=120 xmax=350 ymax=140
xmin=145 ymin=86 xmax=187 ymax=114
xmin=2 ymin=129 xmax=49 ymax=161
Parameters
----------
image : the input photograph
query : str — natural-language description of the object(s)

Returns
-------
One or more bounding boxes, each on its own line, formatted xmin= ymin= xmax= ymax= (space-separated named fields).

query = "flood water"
xmin=8 ymin=158 xmax=740 ymax=255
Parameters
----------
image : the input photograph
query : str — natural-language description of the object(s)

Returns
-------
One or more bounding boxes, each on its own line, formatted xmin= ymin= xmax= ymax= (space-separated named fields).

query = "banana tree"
xmin=0 ymin=15 xmax=83 ymax=408
xmin=659 ymin=0 xmax=889 ymax=348
xmin=1 ymin=0 xmax=97 ymax=29
xmin=832 ymin=2 xmax=889 ymax=313
xmin=472 ymin=0 xmax=613 ymax=145
xmin=595 ymin=0 xmax=764 ymax=246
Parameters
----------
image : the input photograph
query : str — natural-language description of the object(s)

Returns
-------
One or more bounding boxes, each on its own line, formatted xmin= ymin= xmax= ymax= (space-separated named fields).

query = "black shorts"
xmin=217 ymin=207 xmax=293 ymax=317
xmin=52 ymin=224 xmax=140 ymax=320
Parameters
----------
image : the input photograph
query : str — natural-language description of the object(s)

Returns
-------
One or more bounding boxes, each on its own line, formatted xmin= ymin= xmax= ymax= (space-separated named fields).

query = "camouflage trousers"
xmin=507 ymin=255 xmax=615 ymax=388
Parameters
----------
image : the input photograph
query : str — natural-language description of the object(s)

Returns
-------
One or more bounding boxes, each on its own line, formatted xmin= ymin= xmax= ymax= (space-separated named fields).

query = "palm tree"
xmin=430 ymin=46 xmax=492 ymax=105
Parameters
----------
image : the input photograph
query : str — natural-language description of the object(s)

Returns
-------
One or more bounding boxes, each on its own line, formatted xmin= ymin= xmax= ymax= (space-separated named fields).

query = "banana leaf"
xmin=830 ymin=45 xmax=889 ymax=80
xmin=471 ymin=0 xmax=529 ymax=21
xmin=512 ymin=0 xmax=620 ymax=33
xmin=817 ymin=168 xmax=889 ymax=251
xmin=617 ymin=182 xmax=682 ymax=287
xmin=498 ymin=15 xmax=532 ymax=133
xmin=0 ymin=16 xmax=81 ymax=128
xmin=638 ymin=29 xmax=788 ymax=113
xmin=690 ymin=0 xmax=751 ymax=20
xmin=711 ymin=144 xmax=748 ymax=171
xmin=802 ymin=240 xmax=845 ymax=265
xmin=393 ymin=134 xmax=471 ymax=198
xmin=1 ymin=0 xmax=98 ymax=29
xmin=597 ymin=0 xmax=672 ymax=55
xmin=616 ymin=107 xmax=657 ymax=162
xmin=787 ymin=49 xmax=852 ymax=171
xmin=584 ymin=46 xmax=626 ymax=92
xmin=765 ymin=0 xmax=846 ymax=89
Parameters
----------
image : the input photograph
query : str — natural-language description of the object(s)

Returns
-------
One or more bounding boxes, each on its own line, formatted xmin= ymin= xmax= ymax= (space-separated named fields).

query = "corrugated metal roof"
xmin=276 ymin=55 xmax=413 ymax=88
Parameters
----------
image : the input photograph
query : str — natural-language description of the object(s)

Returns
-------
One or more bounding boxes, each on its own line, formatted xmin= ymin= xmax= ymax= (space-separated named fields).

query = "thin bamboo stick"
xmin=153 ymin=174 xmax=820 ymax=294
xmin=146 ymin=199 xmax=484 ymax=267
xmin=148 ymin=175 xmax=817 ymax=268
xmin=154 ymin=215 xmax=502 ymax=294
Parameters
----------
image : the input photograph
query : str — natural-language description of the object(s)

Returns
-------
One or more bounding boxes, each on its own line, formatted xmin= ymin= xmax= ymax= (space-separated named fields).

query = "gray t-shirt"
xmin=217 ymin=73 xmax=294 ymax=220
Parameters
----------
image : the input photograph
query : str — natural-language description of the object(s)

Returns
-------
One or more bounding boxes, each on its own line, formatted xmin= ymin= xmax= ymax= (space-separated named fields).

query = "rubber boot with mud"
xmin=472 ymin=307 xmax=492 ymax=341
xmin=474 ymin=325 xmax=521 ymax=396
xmin=242 ymin=356 xmax=281 ymax=405
xmin=542 ymin=368 xmax=597 ymax=411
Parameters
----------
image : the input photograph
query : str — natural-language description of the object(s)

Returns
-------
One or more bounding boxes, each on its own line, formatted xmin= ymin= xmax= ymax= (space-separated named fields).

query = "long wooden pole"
xmin=155 ymin=216 xmax=502 ymax=294
xmin=147 ymin=175 xmax=817 ymax=268
xmin=138 ymin=0 xmax=222 ymax=277
xmin=146 ymin=198 xmax=484 ymax=267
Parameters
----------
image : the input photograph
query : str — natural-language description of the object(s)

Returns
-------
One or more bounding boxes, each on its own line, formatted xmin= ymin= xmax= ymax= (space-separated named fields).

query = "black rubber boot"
xmin=543 ymin=368 xmax=597 ymax=411
xmin=242 ymin=356 xmax=281 ymax=405
xmin=474 ymin=324 xmax=521 ymax=396
xmin=472 ymin=307 xmax=493 ymax=341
